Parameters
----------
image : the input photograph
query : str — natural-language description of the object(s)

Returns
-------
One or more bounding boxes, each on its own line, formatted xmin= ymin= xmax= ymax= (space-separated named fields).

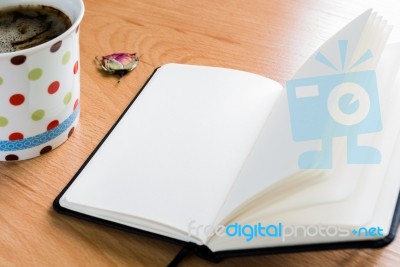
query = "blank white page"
xmin=60 ymin=63 xmax=282 ymax=242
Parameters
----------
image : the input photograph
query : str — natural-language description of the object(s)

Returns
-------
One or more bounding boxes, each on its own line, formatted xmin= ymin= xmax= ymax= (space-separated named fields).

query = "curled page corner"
xmin=285 ymin=9 xmax=393 ymax=170
xmin=292 ymin=9 xmax=390 ymax=78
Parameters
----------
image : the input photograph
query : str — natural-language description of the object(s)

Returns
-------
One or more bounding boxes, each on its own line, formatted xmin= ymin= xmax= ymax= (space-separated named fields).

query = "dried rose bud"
xmin=96 ymin=53 xmax=140 ymax=82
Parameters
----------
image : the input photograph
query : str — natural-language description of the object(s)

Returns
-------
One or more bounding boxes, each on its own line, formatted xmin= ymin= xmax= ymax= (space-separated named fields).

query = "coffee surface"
xmin=0 ymin=5 xmax=71 ymax=53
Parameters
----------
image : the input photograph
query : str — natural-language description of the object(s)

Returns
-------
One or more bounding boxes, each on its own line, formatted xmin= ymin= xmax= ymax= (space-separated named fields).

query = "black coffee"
xmin=0 ymin=5 xmax=72 ymax=53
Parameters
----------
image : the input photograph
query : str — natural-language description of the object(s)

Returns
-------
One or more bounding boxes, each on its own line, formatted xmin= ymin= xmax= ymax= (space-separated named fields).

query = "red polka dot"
xmin=73 ymin=99 xmax=79 ymax=110
xmin=48 ymin=81 xmax=60 ymax=94
xmin=73 ymin=61 xmax=79 ymax=74
xmin=47 ymin=120 xmax=59 ymax=131
xmin=9 ymin=94 xmax=25 ymax=106
xmin=9 ymin=132 xmax=24 ymax=141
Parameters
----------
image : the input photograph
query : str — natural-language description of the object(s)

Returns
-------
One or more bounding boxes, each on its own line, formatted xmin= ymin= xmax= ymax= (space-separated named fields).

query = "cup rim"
xmin=0 ymin=0 xmax=85 ymax=58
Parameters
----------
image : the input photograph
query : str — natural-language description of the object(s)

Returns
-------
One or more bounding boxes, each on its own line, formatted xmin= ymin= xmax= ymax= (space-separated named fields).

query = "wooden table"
xmin=1 ymin=0 xmax=400 ymax=266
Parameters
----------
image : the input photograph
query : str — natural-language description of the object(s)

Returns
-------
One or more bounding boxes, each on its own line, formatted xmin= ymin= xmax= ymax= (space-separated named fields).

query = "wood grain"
xmin=1 ymin=0 xmax=400 ymax=266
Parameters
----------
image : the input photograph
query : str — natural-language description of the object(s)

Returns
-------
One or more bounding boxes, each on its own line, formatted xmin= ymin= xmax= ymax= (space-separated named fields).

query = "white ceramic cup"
xmin=0 ymin=0 xmax=84 ymax=161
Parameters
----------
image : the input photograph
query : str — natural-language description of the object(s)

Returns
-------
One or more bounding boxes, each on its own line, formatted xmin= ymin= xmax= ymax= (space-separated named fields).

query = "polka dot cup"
xmin=0 ymin=0 xmax=84 ymax=161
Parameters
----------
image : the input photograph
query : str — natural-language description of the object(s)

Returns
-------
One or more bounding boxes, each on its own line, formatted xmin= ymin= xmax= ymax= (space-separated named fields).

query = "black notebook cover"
xmin=53 ymin=67 xmax=400 ymax=264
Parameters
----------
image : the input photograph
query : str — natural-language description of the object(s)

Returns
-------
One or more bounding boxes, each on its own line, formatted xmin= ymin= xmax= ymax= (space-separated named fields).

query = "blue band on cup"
xmin=0 ymin=106 xmax=79 ymax=151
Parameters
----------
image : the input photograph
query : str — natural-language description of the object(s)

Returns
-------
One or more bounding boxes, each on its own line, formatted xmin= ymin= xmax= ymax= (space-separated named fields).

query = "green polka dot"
xmin=62 ymin=51 xmax=71 ymax=64
xmin=0 ymin=116 xmax=8 ymax=127
xmin=28 ymin=68 xmax=43 ymax=81
xmin=0 ymin=77 xmax=3 ymax=85
xmin=31 ymin=109 xmax=45 ymax=121
xmin=64 ymin=92 xmax=72 ymax=105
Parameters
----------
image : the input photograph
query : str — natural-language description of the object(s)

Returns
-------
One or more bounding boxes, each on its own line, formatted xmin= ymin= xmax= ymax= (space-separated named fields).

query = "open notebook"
xmin=54 ymin=10 xmax=400 ymax=262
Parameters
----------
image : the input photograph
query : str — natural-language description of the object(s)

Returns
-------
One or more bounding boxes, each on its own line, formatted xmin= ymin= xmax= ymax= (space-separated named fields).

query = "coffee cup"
xmin=0 ymin=0 xmax=84 ymax=161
